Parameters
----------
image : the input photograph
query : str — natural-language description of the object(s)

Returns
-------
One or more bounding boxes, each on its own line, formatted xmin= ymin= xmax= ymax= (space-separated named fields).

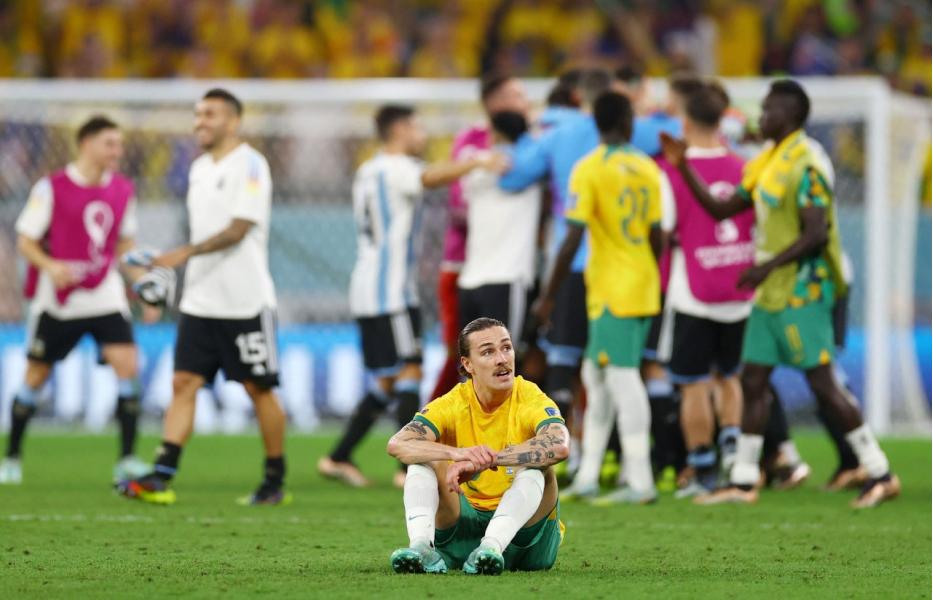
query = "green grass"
xmin=1 ymin=430 xmax=930 ymax=599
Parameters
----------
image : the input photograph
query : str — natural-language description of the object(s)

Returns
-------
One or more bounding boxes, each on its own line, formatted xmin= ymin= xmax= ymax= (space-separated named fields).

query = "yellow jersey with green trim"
xmin=414 ymin=376 xmax=564 ymax=511
xmin=737 ymin=130 xmax=847 ymax=310
xmin=565 ymin=143 xmax=663 ymax=319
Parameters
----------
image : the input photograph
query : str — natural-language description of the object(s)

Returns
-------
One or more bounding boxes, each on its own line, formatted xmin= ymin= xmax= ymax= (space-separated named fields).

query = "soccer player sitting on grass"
xmin=386 ymin=317 xmax=569 ymax=575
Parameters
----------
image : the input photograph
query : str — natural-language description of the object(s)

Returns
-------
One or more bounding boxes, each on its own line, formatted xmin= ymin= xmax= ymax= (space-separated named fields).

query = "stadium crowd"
xmin=0 ymin=0 xmax=929 ymax=96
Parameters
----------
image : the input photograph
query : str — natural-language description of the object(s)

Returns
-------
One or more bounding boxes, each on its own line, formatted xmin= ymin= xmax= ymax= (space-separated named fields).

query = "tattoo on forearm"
xmin=496 ymin=424 xmax=568 ymax=467
xmin=401 ymin=421 xmax=429 ymax=439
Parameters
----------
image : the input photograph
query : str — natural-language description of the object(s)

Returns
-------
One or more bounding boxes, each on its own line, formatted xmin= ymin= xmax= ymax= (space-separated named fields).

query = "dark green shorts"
xmin=434 ymin=495 xmax=563 ymax=571
xmin=585 ymin=310 xmax=652 ymax=368
xmin=741 ymin=301 xmax=835 ymax=370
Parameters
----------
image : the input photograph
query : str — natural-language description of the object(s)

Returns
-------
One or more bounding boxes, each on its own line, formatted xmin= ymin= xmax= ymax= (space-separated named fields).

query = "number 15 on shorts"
xmin=235 ymin=331 xmax=269 ymax=376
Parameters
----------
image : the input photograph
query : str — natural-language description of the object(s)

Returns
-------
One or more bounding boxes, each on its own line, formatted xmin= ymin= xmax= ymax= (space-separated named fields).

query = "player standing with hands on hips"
xmin=118 ymin=89 xmax=288 ymax=506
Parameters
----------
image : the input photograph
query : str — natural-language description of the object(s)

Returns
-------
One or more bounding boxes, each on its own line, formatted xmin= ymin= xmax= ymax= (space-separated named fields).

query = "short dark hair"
xmin=614 ymin=65 xmax=643 ymax=86
xmin=480 ymin=72 xmax=514 ymax=104
xmin=76 ymin=115 xmax=118 ymax=144
xmin=668 ymin=73 xmax=705 ymax=101
xmin=593 ymin=91 xmax=634 ymax=140
xmin=686 ymin=84 xmax=729 ymax=129
xmin=546 ymin=82 xmax=578 ymax=108
xmin=768 ymin=79 xmax=810 ymax=129
xmin=490 ymin=110 xmax=528 ymax=143
xmin=557 ymin=68 xmax=584 ymax=89
xmin=457 ymin=317 xmax=508 ymax=378
xmin=203 ymin=88 xmax=243 ymax=116
xmin=374 ymin=104 xmax=415 ymax=141
xmin=578 ymin=68 xmax=613 ymax=106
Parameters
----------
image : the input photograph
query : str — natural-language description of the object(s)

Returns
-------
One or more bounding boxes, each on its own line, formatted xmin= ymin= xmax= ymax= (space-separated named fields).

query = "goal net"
xmin=0 ymin=77 xmax=927 ymax=435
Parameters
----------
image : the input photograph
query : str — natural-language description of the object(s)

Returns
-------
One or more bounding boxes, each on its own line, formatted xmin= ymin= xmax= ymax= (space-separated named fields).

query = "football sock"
xmin=731 ymin=434 xmax=764 ymax=488
xmin=263 ymin=455 xmax=285 ymax=488
xmin=7 ymin=383 xmax=39 ymax=458
xmin=607 ymin=366 xmax=654 ymax=493
xmin=575 ymin=360 xmax=614 ymax=490
xmin=778 ymin=440 xmax=802 ymax=466
xmin=404 ymin=463 xmax=439 ymax=548
xmin=393 ymin=380 xmax=422 ymax=472
xmin=647 ymin=378 xmax=678 ymax=470
xmin=330 ymin=389 xmax=389 ymax=463
xmin=844 ymin=424 xmax=889 ymax=479
xmin=482 ymin=468 xmax=544 ymax=553
xmin=153 ymin=441 xmax=182 ymax=481
xmin=545 ymin=365 xmax=576 ymax=422
xmin=687 ymin=445 xmax=717 ymax=487
xmin=718 ymin=425 xmax=741 ymax=449
xmin=115 ymin=378 xmax=141 ymax=458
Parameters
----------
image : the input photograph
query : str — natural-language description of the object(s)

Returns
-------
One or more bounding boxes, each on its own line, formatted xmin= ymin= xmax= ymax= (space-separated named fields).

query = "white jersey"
xmin=458 ymin=150 xmax=541 ymax=290
xmin=15 ymin=164 xmax=136 ymax=320
xmin=348 ymin=152 xmax=423 ymax=317
xmin=179 ymin=143 xmax=277 ymax=319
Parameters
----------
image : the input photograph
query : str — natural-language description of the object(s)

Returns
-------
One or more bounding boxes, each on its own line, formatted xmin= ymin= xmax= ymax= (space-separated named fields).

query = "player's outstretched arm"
xmin=659 ymin=132 xmax=748 ymax=220
xmin=421 ymin=154 xmax=508 ymax=189
xmin=153 ymin=218 xmax=254 ymax=269
xmin=387 ymin=420 xmax=498 ymax=468
xmin=495 ymin=422 xmax=570 ymax=469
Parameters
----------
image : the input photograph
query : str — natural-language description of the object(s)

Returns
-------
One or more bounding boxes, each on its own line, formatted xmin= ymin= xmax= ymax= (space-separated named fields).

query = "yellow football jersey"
xmin=565 ymin=144 xmax=663 ymax=319
xmin=414 ymin=376 xmax=564 ymax=511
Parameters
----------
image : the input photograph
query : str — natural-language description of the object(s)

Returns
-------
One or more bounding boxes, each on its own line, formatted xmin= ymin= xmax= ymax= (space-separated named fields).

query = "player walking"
xmin=118 ymin=89 xmax=287 ymax=505
xmin=387 ymin=317 xmax=569 ymax=575
xmin=660 ymin=79 xmax=899 ymax=508
xmin=0 ymin=116 xmax=162 ymax=485
xmin=534 ymin=92 xmax=663 ymax=504
xmin=319 ymin=105 xmax=506 ymax=488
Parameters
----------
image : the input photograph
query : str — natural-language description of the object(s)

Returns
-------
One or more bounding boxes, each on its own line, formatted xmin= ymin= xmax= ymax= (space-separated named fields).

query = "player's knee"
xmin=172 ymin=371 xmax=204 ymax=398
xmin=24 ymin=361 xmax=51 ymax=389
xmin=741 ymin=366 xmax=770 ymax=399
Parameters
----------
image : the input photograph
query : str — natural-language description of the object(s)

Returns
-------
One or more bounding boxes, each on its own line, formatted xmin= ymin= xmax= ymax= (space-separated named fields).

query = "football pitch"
xmin=1 ymin=430 xmax=929 ymax=599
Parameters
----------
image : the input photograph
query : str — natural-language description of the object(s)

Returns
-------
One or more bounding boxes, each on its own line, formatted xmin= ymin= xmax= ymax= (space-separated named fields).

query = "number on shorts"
xmin=235 ymin=331 xmax=268 ymax=365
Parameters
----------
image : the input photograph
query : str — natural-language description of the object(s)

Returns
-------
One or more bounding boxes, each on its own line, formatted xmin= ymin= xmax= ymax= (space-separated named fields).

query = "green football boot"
xmin=463 ymin=544 xmax=504 ymax=575
xmin=390 ymin=542 xmax=448 ymax=574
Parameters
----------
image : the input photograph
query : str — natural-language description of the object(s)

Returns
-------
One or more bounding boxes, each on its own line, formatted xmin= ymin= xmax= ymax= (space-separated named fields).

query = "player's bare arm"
xmin=16 ymin=233 xmax=77 ymax=289
xmin=737 ymin=204 xmax=829 ymax=289
xmin=659 ymin=132 xmax=748 ymax=220
xmin=154 ymin=218 xmax=255 ymax=269
xmin=421 ymin=153 xmax=509 ymax=189
xmin=387 ymin=420 xmax=498 ymax=468
xmin=532 ymin=223 xmax=583 ymax=324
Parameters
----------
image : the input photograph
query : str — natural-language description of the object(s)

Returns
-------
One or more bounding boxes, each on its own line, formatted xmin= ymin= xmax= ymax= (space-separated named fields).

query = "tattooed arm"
xmin=495 ymin=423 xmax=571 ymax=469
xmin=386 ymin=420 xmax=497 ymax=468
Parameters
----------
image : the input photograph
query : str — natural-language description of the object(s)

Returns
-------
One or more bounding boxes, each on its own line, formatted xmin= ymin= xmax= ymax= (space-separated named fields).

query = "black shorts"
xmin=668 ymin=311 xmax=746 ymax=384
xmin=458 ymin=282 xmax=528 ymax=340
xmin=174 ymin=310 xmax=279 ymax=388
xmin=643 ymin=293 xmax=666 ymax=361
xmin=357 ymin=307 xmax=422 ymax=375
xmin=543 ymin=272 xmax=587 ymax=365
xmin=27 ymin=311 xmax=133 ymax=364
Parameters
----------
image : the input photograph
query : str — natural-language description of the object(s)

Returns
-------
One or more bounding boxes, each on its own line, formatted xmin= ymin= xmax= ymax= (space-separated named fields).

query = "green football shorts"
xmin=434 ymin=495 xmax=564 ymax=571
xmin=585 ymin=310 xmax=652 ymax=368
xmin=741 ymin=300 xmax=835 ymax=370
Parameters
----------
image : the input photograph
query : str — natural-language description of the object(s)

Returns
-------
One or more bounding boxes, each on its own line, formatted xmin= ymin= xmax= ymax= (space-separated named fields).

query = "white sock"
xmin=567 ymin=437 xmax=581 ymax=474
xmin=845 ymin=424 xmax=890 ymax=479
xmin=575 ymin=360 xmax=615 ymax=490
xmin=605 ymin=366 xmax=654 ymax=493
xmin=482 ymin=469 xmax=545 ymax=553
xmin=730 ymin=434 xmax=763 ymax=486
xmin=778 ymin=440 xmax=802 ymax=466
xmin=404 ymin=463 xmax=439 ymax=548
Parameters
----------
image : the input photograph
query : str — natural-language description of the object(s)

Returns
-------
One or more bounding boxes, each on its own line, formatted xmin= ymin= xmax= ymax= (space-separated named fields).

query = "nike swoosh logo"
xmin=408 ymin=514 xmax=427 ymax=521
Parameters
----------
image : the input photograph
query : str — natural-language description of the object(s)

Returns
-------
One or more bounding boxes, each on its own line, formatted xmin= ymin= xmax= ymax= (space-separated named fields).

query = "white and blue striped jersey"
xmin=348 ymin=152 xmax=423 ymax=317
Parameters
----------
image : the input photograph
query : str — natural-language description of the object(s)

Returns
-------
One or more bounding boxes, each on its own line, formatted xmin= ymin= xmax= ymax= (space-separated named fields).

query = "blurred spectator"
xmin=252 ymin=1 xmax=325 ymax=78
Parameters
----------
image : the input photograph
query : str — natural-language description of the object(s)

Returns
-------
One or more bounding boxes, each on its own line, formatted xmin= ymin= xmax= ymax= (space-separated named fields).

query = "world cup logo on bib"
xmin=83 ymin=200 xmax=114 ymax=263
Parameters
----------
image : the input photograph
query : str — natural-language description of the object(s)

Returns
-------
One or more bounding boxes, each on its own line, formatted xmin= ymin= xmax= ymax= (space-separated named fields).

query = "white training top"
xmin=458 ymin=149 xmax=541 ymax=290
xmin=180 ymin=143 xmax=277 ymax=319
xmin=348 ymin=152 xmax=423 ymax=317
xmin=15 ymin=164 xmax=135 ymax=320
xmin=661 ymin=147 xmax=751 ymax=323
